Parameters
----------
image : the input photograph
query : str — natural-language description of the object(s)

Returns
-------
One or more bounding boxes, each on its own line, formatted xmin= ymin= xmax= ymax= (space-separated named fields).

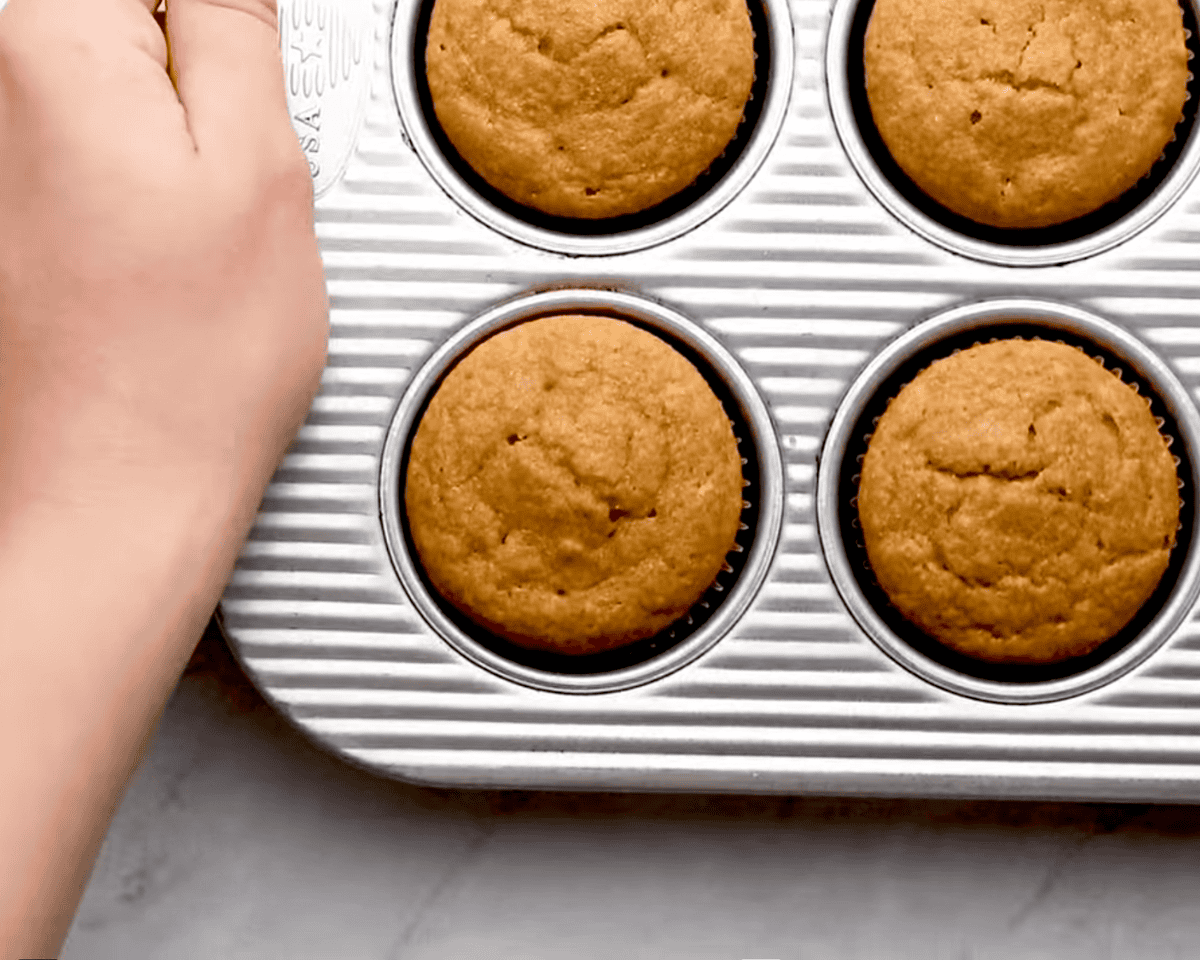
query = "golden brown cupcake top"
xmin=405 ymin=314 xmax=745 ymax=654
xmin=864 ymin=0 xmax=1190 ymax=229
xmin=426 ymin=0 xmax=756 ymax=219
xmin=858 ymin=338 xmax=1180 ymax=663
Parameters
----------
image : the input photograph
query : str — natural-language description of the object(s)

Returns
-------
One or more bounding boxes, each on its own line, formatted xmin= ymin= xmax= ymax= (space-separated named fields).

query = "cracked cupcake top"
xmin=857 ymin=338 xmax=1181 ymax=663
xmin=404 ymin=314 xmax=745 ymax=654
xmin=425 ymin=0 xmax=756 ymax=219
xmin=864 ymin=0 xmax=1190 ymax=229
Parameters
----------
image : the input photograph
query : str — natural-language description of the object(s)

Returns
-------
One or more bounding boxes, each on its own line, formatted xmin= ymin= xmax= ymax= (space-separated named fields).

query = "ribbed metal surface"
xmin=223 ymin=0 xmax=1200 ymax=800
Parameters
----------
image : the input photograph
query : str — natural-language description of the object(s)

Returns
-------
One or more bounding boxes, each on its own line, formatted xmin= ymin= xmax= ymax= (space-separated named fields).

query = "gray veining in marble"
xmin=60 ymin=629 xmax=1200 ymax=960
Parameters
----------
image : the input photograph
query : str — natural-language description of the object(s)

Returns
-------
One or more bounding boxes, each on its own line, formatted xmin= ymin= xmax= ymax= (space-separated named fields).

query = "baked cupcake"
xmin=404 ymin=314 xmax=745 ymax=654
xmin=425 ymin=0 xmax=756 ymax=219
xmin=863 ymin=0 xmax=1190 ymax=229
xmin=857 ymin=338 xmax=1181 ymax=664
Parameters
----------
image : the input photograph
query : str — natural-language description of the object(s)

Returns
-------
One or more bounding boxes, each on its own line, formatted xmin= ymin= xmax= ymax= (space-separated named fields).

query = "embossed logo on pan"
xmin=279 ymin=0 xmax=374 ymax=199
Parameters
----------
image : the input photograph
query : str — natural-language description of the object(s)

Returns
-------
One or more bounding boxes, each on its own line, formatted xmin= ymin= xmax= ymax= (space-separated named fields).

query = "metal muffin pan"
xmin=223 ymin=0 xmax=1200 ymax=800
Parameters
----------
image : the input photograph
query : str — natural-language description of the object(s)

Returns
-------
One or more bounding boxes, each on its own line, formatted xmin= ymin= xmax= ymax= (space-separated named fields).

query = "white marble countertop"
xmin=62 ymin=624 xmax=1200 ymax=960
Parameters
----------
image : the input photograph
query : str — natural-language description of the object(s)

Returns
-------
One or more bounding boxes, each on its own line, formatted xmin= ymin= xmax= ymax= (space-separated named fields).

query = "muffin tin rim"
xmin=378 ymin=286 xmax=786 ymax=695
xmin=816 ymin=297 xmax=1200 ymax=704
xmin=825 ymin=0 xmax=1200 ymax=267
xmin=387 ymin=0 xmax=796 ymax=257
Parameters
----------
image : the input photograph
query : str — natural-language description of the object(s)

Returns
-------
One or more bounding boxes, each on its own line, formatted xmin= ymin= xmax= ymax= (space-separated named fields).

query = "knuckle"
xmin=269 ymin=143 xmax=318 ymax=210
xmin=227 ymin=137 xmax=315 ymax=220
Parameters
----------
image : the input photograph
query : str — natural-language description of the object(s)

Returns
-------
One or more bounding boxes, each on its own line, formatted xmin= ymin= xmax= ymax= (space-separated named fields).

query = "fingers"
xmin=3 ymin=0 xmax=174 ymax=105
xmin=164 ymin=0 xmax=297 ymax=165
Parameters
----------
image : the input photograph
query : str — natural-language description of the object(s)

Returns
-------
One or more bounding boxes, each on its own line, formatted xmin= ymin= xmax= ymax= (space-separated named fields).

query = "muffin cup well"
xmin=379 ymin=289 xmax=784 ymax=695
xmin=389 ymin=0 xmax=794 ymax=256
xmin=817 ymin=300 xmax=1200 ymax=704
xmin=825 ymin=0 xmax=1200 ymax=266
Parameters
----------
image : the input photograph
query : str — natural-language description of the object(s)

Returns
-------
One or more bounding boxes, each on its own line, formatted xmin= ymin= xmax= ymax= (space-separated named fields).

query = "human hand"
xmin=0 ymin=0 xmax=328 ymax=522
xmin=0 ymin=2 xmax=328 ymax=953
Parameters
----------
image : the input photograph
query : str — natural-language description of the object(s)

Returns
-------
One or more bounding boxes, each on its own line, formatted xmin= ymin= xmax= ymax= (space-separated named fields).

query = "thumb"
xmin=165 ymin=0 xmax=297 ymax=163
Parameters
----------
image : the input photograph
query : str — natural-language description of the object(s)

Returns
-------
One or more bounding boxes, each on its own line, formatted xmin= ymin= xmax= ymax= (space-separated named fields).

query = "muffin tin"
xmin=223 ymin=0 xmax=1200 ymax=800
